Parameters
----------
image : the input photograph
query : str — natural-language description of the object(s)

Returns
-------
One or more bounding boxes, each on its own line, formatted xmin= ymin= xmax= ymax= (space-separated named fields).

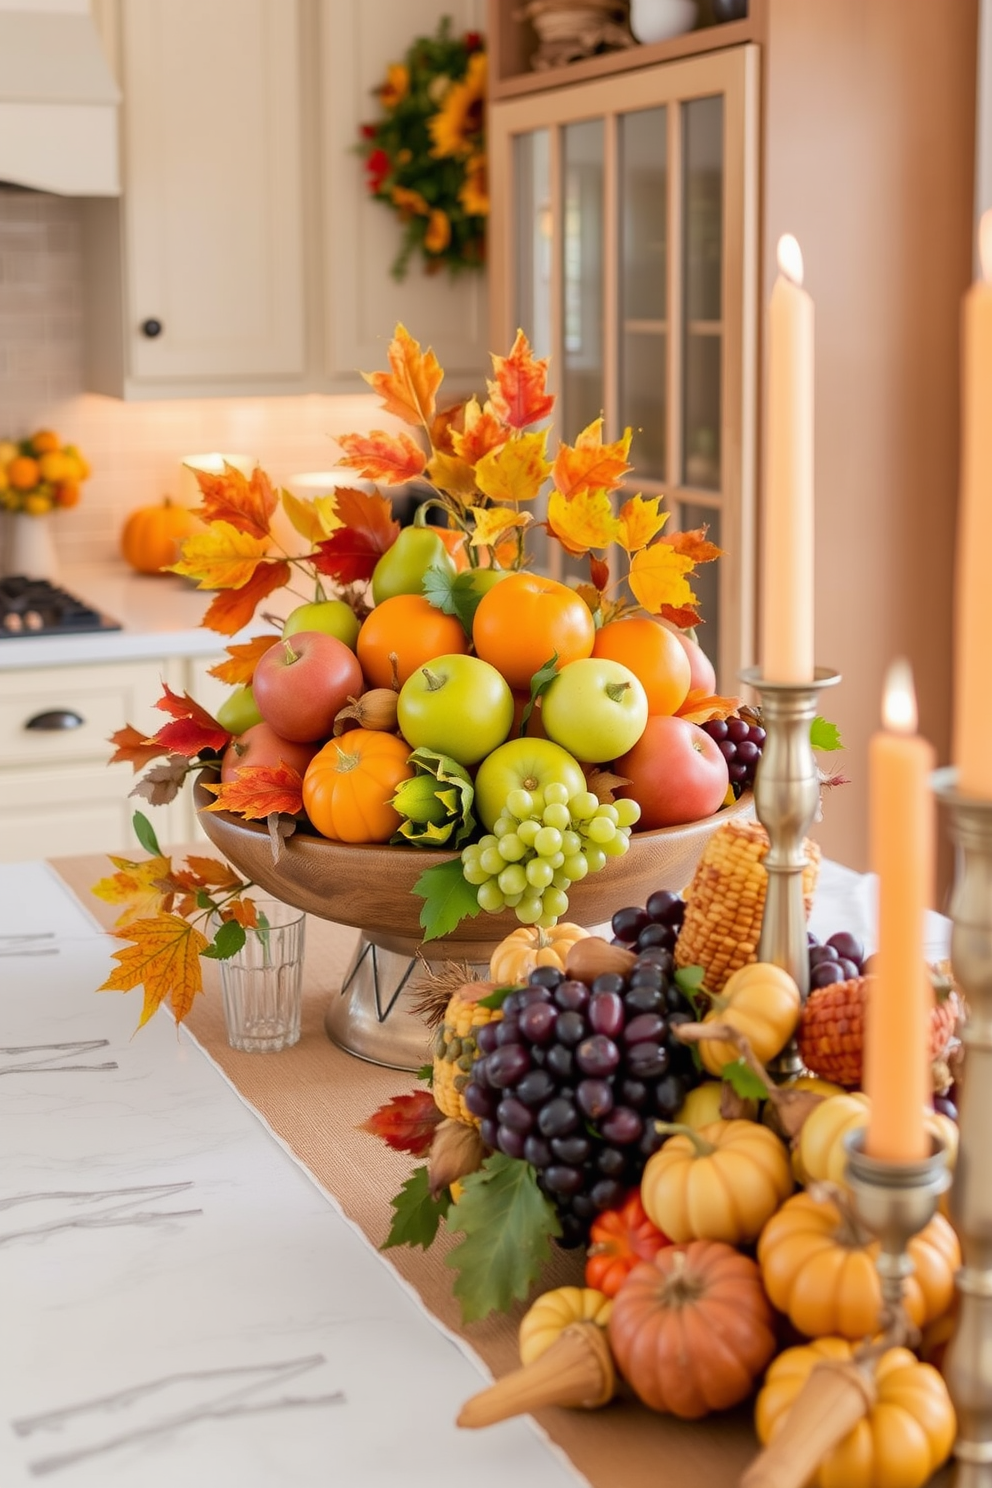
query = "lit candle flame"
xmin=777 ymin=234 xmax=804 ymax=287
xmin=980 ymin=208 xmax=992 ymax=285
xmin=882 ymin=658 xmax=918 ymax=734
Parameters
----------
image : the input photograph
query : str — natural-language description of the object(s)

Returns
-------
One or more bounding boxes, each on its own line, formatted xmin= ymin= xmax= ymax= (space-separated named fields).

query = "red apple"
xmin=615 ymin=714 xmax=729 ymax=829
xmin=655 ymin=617 xmax=717 ymax=696
xmin=252 ymin=631 xmax=364 ymax=742
xmin=220 ymin=722 xmax=321 ymax=783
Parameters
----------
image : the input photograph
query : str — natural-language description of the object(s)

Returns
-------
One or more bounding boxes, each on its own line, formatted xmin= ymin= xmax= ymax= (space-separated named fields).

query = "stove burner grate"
xmin=0 ymin=576 xmax=122 ymax=637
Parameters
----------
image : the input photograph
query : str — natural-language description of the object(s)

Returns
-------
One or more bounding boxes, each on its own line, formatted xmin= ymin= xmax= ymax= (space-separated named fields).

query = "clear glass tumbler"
xmin=218 ymin=900 xmax=305 ymax=1053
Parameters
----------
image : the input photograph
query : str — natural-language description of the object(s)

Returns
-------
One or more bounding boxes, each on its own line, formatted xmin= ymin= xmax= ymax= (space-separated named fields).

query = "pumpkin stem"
xmin=653 ymin=1121 xmax=717 ymax=1157
xmin=659 ymin=1248 xmax=706 ymax=1307
xmin=806 ymin=1180 xmax=875 ymax=1250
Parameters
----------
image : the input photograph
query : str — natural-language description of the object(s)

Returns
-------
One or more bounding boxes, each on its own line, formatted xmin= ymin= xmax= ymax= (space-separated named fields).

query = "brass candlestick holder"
xmin=933 ymin=768 xmax=992 ymax=1488
xmin=740 ymin=665 xmax=842 ymax=1076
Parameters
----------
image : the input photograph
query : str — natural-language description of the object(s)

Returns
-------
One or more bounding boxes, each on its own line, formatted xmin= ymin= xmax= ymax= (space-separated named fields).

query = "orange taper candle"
xmin=864 ymin=660 xmax=935 ymax=1162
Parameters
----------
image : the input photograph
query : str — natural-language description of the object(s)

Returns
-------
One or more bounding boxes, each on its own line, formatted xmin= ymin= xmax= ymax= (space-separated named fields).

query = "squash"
xmin=607 ymin=1240 xmax=777 ymax=1418
xmin=757 ymin=1190 xmax=961 ymax=1339
xmin=584 ymin=1190 xmax=671 ymax=1298
xmin=302 ymin=729 xmax=414 ymax=843
xmin=755 ymin=1337 xmax=956 ymax=1488
xmin=640 ymin=1119 xmax=794 ymax=1246
xmin=674 ymin=1080 xmax=725 ymax=1131
xmin=798 ymin=1091 xmax=960 ymax=1191
xmin=700 ymin=960 xmax=802 ymax=1075
xmin=518 ymin=1286 xmax=612 ymax=1366
xmin=489 ymin=922 xmax=590 ymax=985
xmin=120 ymin=496 xmax=198 ymax=574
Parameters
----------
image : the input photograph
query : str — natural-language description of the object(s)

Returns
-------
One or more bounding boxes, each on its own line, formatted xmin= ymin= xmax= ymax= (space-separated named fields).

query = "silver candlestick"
xmin=933 ymin=768 xmax=992 ymax=1488
xmin=740 ymin=665 xmax=842 ymax=1076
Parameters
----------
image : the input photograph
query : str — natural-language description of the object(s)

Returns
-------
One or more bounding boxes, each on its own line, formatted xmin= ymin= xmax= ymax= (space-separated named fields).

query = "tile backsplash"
xmin=0 ymin=187 xmax=397 ymax=565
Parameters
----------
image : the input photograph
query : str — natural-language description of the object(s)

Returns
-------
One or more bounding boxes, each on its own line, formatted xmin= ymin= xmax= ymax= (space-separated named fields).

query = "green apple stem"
xmin=605 ymin=681 xmax=631 ymax=704
xmin=419 ymin=666 xmax=446 ymax=692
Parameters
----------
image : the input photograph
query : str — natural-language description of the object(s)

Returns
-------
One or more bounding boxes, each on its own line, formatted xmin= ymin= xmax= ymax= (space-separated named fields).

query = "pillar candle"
xmin=953 ymin=209 xmax=992 ymax=799
xmin=762 ymin=234 xmax=815 ymax=684
xmin=864 ymin=660 xmax=935 ymax=1163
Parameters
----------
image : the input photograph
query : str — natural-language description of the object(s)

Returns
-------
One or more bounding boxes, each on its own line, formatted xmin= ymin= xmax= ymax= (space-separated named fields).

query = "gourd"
xmin=584 ymin=1191 xmax=671 ymax=1298
xmin=120 ymin=497 xmax=198 ymax=574
xmin=757 ymin=1190 xmax=961 ymax=1339
xmin=798 ymin=1092 xmax=960 ymax=1190
xmin=674 ymin=1080 xmax=725 ymax=1131
xmin=607 ymin=1240 xmax=777 ymax=1419
xmin=489 ymin=923 xmax=590 ymax=985
xmin=641 ymin=1119 xmax=794 ymax=1245
xmin=431 ymin=982 xmax=502 ymax=1126
xmin=700 ymin=961 xmax=802 ymax=1075
xmin=518 ymin=1285 xmax=612 ymax=1366
xmin=755 ymin=1337 xmax=956 ymax=1488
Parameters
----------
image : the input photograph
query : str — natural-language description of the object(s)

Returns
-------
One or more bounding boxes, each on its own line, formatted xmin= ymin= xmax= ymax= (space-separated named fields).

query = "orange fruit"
xmin=472 ymin=572 xmax=595 ymax=691
xmin=592 ymin=616 xmax=692 ymax=715
xmin=39 ymin=452 xmax=70 ymax=483
xmin=54 ymin=480 xmax=81 ymax=509
xmin=7 ymin=455 xmax=40 ymax=490
xmin=28 ymin=429 xmax=60 ymax=455
xmin=357 ymin=594 xmax=469 ymax=689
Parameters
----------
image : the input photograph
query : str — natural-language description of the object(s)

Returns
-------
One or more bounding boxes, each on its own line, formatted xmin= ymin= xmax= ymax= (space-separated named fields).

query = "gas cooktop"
xmin=0 ymin=576 xmax=122 ymax=637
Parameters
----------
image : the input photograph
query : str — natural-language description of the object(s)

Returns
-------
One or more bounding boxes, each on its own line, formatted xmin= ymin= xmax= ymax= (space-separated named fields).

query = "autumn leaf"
xmin=468 ymin=505 xmax=530 ymax=550
xmin=617 ymin=494 xmax=669 ymax=553
xmin=200 ymin=559 xmax=291 ymax=636
xmin=677 ymin=689 xmax=741 ymax=724
xmin=363 ymin=323 xmax=443 ymax=427
xmin=92 ymin=855 xmax=175 ymax=929
xmin=425 ymin=448 xmax=479 ymax=498
xmin=201 ymin=761 xmax=305 ymax=820
xmin=661 ymin=603 xmax=702 ymax=630
xmin=188 ymin=463 xmax=277 ymax=541
xmin=629 ymin=542 xmax=697 ymax=615
xmin=174 ymin=855 xmax=246 ymax=892
xmin=222 ymin=897 xmax=260 ymax=930
xmin=335 ymin=429 xmax=427 ymax=485
xmin=360 ymin=1089 xmax=444 ymax=1157
xmin=473 ymin=430 xmax=551 ymax=504
xmin=552 ymin=420 xmax=632 ymax=500
xmin=547 ymin=487 xmax=620 ymax=555
xmin=585 ymin=766 xmax=633 ymax=803
xmin=152 ymin=683 xmax=230 ymax=758
xmin=450 ymin=396 xmax=510 ymax=463
xmin=487 ymin=329 xmax=555 ymax=430
xmin=663 ymin=526 xmax=724 ymax=566
xmin=207 ymin=634 xmax=279 ymax=686
xmin=312 ymin=487 xmax=400 ymax=586
xmin=130 ymin=755 xmax=190 ymax=807
xmin=279 ymin=488 xmax=341 ymax=546
xmin=167 ymin=521 xmax=273 ymax=590
xmin=108 ymin=724 xmax=168 ymax=772
xmin=99 ymin=913 xmax=209 ymax=1027
xmin=589 ymin=554 xmax=611 ymax=593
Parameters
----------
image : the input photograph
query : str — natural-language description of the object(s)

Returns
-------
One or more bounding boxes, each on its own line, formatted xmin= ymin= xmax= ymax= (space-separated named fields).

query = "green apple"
xmin=397 ymin=653 xmax=514 ymax=767
xmin=282 ymin=599 xmax=361 ymax=651
xmin=216 ymin=684 xmax=263 ymax=735
xmin=473 ymin=737 xmax=587 ymax=831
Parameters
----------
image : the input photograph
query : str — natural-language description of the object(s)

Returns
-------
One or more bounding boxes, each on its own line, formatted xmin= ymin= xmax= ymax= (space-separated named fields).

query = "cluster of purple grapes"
xmin=462 ymin=942 xmax=700 ymax=1247
xmin=701 ymin=715 xmax=767 ymax=794
xmin=807 ymin=929 xmax=866 ymax=990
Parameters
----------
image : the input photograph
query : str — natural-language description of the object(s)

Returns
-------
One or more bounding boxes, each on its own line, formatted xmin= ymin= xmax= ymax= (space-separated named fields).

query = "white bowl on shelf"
xmin=629 ymin=0 xmax=698 ymax=44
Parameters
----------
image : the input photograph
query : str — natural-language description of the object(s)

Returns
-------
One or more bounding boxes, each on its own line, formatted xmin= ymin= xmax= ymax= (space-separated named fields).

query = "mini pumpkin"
xmin=120 ymin=496 xmax=198 ymax=574
xmin=488 ymin=922 xmax=590 ymax=985
xmin=640 ymin=1119 xmax=794 ymax=1246
xmin=585 ymin=1190 xmax=671 ymax=1298
xmin=755 ymin=1337 xmax=955 ymax=1488
xmin=699 ymin=961 xmax=802 ymax=1075
xmin=302 ymin=728 xmax=414 ymax=843
xmin=608 ymin=1240 xmax=777 ymax=1418
xmin=518 ymin=1286 xmax=612 ymax=1366
xmin=797 ymin=1091 xmax=959 ymax=1192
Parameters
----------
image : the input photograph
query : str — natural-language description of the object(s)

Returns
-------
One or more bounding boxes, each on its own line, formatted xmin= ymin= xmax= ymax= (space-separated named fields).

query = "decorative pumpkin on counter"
xmin=755 ymin=1337 xmax=956 ymax=1488
xmin=757 ymin=1191 xmax=961 ymax=1339
xmin=488 ymin=922 xmax=590 ymax=985
xmin=518 ymin=1285 xmax=612 ymax=1366
xmin=120 ymin=496 xmax=199 ymax=574
xmin=699 ymin=961 xmax=802 ymax=1076
xmin=641 ymin=1119 xmax=794 ymax=1246
xmin=584 ymin=1190 xmax=671 ymax=1298
xmin=608 ymin=1240 xmax=777 ymax=1419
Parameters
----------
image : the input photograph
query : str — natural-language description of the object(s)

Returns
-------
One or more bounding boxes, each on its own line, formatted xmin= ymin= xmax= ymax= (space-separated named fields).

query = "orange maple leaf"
xmin=151 ymin=683 xmax=230 ymax=757
xmin=222 ymin=897 xmax=260 ymax=930
xmin=474 ymin=430 xmax=551 ymax=504
xmin=629 ymin=543 xmax=697 ymax=615
xmin=108 ymin=724 xmax=168 ymax=772
xmin=663 ymin=526 xmax=724 ymax=565
xmin=168 ymin=521 xmax=272 ymax=590
xmin=201 ymin=761 xmax=305 ymax=820
xmin=335 ymin=429 xmax=427 ymax=485
xmin=552 ymin=420 xmax=633 ymax=500
xmin=677 ymin=689 xmax=741 ymax=724
xmin=207 ymin=634 xmax=280 ymax=686
xmin=187 ymin=463 xmax=276 ymax=541
xmin=312 ymin=487 xmax=400 ymax=585
xmin=450 ymin=396 xmax=510 ymax=463
xmin=363 ymin=323 xmax=443 ymax=427
xmin=487 ymin=329 xmax=555 ymax=430
xmin=661 ymin=603 xmax=703 ymax=630
xmin=99 ymin=913 xmax=209 ymax=1027
xmin=360 ymin=1090 xmax=444 ymax=1157
xmin=547 ymin=487 xmax=620 ymax=555
xmin=200 ymin=559 xmax=291 ymax=636
xmin=616 ymin=494 xmax=669 ymax=554
xmin=91 ymin=855 xmax=175 ymax=928
xmin=174 ymin=855 xmax=246 ymax=892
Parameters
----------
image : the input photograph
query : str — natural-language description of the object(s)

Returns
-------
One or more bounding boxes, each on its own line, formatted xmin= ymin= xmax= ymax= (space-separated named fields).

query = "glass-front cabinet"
xmin=490 ymin=47 xmax=758 ymax=688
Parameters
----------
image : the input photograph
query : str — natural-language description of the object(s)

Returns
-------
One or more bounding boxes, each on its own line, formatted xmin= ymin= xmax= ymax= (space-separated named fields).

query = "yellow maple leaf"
xmin=167 ymin=522 xmax=272 ymax=590
xmin=547 ymin=487 xmax=620 ymax=555
xmin=469 ymin=505 xmax=531 ymax=549
xmin=426 ymin=447 xmax=479 ymax=498
xmin=91 ymin=855 xmax=174 ymax=930
xmin=98 ymin=913 xmax=209 ymax=1027
xmin=629 ymin=543 xmax=697 ymax=615
xmin=279 ymin=488 xmax=341 ymax=545
xmin=474 ymin=430 xmax=551 ymax=504
xmin=363 ymin=323 xmax=443 ymax=427
xmin=617 ymin=494 xmax=669 ymax=553
xmin=552 ymin=420 xmax=633 ymax=499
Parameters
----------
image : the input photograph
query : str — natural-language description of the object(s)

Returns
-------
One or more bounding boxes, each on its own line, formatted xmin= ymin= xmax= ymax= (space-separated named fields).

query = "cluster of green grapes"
xmin=461 ymin=783 xmax=641 ymax=928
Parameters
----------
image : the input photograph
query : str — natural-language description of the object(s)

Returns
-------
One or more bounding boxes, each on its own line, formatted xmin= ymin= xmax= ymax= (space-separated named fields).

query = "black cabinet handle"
xmin=141 ymin=318 xmax=163 ymax=338
xmin=24 ymin=709 xmax=85 ymax=732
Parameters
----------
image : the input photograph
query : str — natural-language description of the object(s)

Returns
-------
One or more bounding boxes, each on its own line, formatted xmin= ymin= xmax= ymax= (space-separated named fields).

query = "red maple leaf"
xmin=200 ymin=761 xmax=305 ymax=820
xmin=589 ymin=554 xmax=611 ymax=593
xmin=312 ymin=487 xmax=400 ymax=586
xmin=152 ymin=683 xmax=230 ymax=757
xmin=660 ymin=603 xmax=701 ymax=629
xmin=200 ymin=559 xmax=291 ymax=636
xmin=108 ymin=724 xmax=168 ymax=772
xmin=360 ymin=1090 xmax=443 ymax=1157
xmin=487 ymin=329 xmax=555 ymax=429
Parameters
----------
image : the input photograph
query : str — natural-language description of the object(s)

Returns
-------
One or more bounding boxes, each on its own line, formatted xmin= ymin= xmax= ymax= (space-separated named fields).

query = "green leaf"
xmin=721 ymin=1058 xmax=769 ymax=1101
xmin=132 ymin=810 xmax=162 ymax=858
xmin=518 ymin=652 xmax=560 ymax=737
xmin=422 ymin=568 xmax=482 ymax=635
xmin=811 ymin=716 xmax=843 ymax=752
xmin=675 ymin=963 xmax=706 ymax=1013
xmin=382 ymin=1164 xmax=451 ymax=1251
xmin=201 ymin=919 xmax=247 ymax=960
xmin=444 ymin=1153 xmax=561 ymax=1322
xmin=477 ymin=985 xmax=516 ymax=1011
xmin=414 ymin=858 xmax=482 ymax=942
xmin=416 ymin=1063 xmax=434 ymax=1086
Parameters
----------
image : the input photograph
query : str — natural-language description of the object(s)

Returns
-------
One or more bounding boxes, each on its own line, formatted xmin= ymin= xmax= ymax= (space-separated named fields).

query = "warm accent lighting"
xmin=882 ymin=659 xmax=918 ymax=734
xmin=776 ymin=232 xmax=804 ymax=287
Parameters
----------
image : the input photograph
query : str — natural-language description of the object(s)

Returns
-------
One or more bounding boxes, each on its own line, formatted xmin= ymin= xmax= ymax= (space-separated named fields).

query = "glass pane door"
xmin=561 ymin=118 xmax=604 ymax=440
xmin=513 ymin=130 xmax=552 ymax=361
xmin=681 ymin=95 xmax=723 ymax=494
xmin=619 ymin=106 xmax=668 ymax=480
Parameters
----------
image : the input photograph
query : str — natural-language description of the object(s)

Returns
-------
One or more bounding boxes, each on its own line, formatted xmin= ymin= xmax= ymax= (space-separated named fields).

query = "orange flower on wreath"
xmin=429 ymin=50 xmax=486 ymax=159
xmin=391 ymin=185 xmax=430 ymax=219
xmin=379 ymin=63 xmax=409 ymax=110
xmin=459 ymin=153 xmax=489 ymax=217
xmin=425 ymin=209 xmax=452 ymax=255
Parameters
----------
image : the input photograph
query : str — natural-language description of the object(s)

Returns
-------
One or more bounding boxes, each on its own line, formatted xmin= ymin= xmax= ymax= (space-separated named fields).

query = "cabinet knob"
xmin=140 ymin=318 xmax=163 ymax=338
xmin=24 ymin=709 xmax=85 ymax=732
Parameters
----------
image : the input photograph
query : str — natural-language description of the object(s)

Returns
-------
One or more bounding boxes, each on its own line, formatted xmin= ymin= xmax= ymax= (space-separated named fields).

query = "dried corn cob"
xmin=432 ymin=983 xmax=503 ymax=1126
xmin=798 ymin=971 xmax=962 ymax=1088
xmin=674 ymin=818 xmax=821 ymax=992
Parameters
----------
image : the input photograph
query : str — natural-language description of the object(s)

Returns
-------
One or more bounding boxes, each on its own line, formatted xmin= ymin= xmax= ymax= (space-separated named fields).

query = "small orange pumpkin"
xmin=120 ymin=497 xmax=198 ymax=574
xmin=302 ymin=728 xmax=414 ymax=843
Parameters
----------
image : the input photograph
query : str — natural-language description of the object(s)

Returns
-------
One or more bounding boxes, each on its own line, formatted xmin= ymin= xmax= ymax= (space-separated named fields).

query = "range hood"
xmin=0 ymin=1 xmax=120 ymax=196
